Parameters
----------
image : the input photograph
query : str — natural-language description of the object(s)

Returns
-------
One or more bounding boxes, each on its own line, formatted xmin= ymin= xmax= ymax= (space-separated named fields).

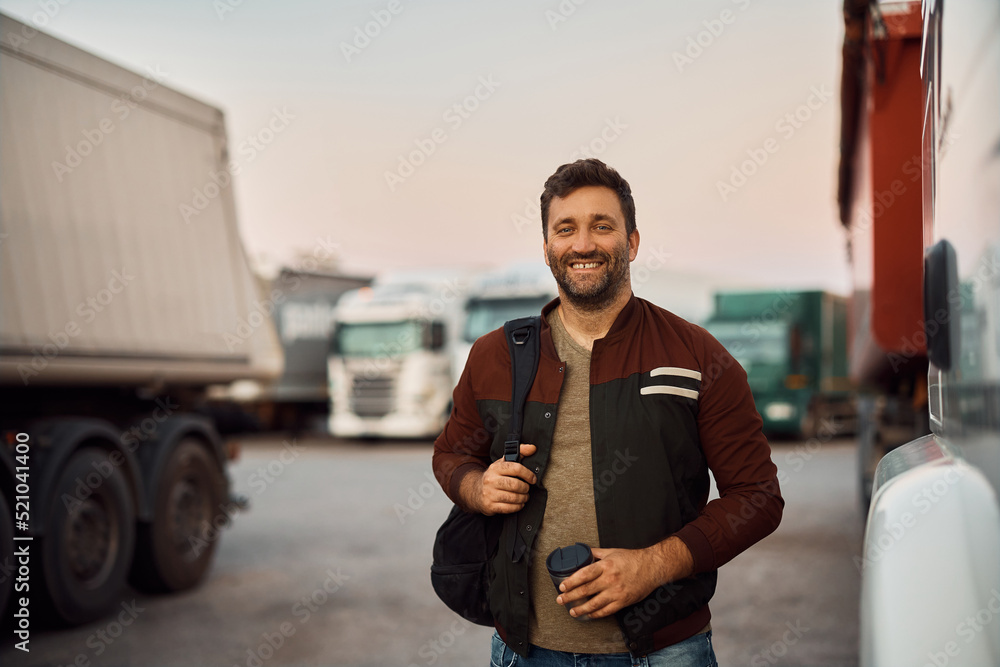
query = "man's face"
xmin=543 ymin=185 xmax=639 ymax=311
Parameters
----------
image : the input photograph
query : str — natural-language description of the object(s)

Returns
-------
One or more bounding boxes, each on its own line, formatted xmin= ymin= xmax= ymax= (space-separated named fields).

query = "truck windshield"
xmin=706 ymin=321 xmax=789 ymax=367
xmin=464 ymin=296 xmax=551 ymax=342
xmin=334 ymin=320 xmax=423 ymax=358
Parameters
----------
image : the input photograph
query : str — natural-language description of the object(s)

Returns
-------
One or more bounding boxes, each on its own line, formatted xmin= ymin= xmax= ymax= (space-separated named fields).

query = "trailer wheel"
xmin=132 ymin=438 xmax=225 ymax=592
xmin=0 ymin=493 xmax=13 ymax=617
xmin=40 ymin=447 xmax=135 ymax=625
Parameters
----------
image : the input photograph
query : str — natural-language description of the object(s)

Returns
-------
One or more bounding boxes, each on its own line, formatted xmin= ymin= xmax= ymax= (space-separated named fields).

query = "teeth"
xmin=572 ymin=262 xmax=600 ymax=269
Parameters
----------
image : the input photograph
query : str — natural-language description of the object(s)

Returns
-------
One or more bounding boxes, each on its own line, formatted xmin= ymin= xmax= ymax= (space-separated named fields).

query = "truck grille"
xmin=350 ymin=375 xmax=395 ymax=418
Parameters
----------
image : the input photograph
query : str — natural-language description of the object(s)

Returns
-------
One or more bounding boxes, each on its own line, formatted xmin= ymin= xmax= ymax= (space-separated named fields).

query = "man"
xmin=432 ymin=159 xmax=783 ymax=666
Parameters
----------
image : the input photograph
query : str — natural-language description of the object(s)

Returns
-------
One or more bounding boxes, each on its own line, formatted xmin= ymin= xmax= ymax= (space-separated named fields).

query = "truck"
xmin=703 ymin=290 xmax=855 ymax=438
xmin=0 ymin=13 xmax=283 ymax=626
xmin=327 ymin=274 xmax=467 ymax=439
xmin=839 ymin=1 xmax=1000 ymax=664
xmin=456 ymin=262 xmax=558 ymax=377
xmin=232 ymin=269 xmax=371 ymax=433
xmin=838 ymin=0 xmax=932 ymax=510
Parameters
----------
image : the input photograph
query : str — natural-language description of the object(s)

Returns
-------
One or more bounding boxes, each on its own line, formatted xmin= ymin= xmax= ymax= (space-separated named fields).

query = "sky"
xmin=0 ymin=0 xmax=853 ymax=303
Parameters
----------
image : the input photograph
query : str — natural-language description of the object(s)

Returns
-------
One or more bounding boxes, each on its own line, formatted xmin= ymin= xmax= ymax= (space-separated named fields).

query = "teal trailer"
xmin=704 ymin=290 xmax=854 ymax=438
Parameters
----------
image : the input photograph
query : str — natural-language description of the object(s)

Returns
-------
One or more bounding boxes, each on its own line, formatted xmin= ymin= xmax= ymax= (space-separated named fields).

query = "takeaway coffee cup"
xmin=546 ymin=542 xmax=595 ymax=620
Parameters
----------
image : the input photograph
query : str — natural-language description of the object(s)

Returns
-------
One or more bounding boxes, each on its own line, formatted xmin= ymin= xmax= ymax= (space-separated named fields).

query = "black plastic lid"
xmin=546 ymin=543 xmax=593 ymax=577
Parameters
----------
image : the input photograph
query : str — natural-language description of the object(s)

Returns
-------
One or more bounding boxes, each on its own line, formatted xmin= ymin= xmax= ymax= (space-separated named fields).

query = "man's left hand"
xmin=554 ymin=538 xmax=693 ymax=619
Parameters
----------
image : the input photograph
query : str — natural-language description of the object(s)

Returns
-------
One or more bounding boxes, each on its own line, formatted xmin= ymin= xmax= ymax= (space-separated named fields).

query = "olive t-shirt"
xmin=528 ymin=309 xmax=625 ymax=653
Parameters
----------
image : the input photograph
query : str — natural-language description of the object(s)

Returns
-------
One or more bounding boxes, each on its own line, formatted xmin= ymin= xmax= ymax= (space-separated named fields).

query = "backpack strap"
xmin=502 ymin=315 xmax=541 ymax=563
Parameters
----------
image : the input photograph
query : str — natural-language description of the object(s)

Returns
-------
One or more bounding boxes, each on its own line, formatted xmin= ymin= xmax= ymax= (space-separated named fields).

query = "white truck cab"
xmin=327 ymin=277 xmax=466 ymax=439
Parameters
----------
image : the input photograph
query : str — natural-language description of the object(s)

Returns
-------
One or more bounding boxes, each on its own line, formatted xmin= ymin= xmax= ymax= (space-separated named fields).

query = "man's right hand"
xmin=466 ymin=443 xmax=537 ymax=515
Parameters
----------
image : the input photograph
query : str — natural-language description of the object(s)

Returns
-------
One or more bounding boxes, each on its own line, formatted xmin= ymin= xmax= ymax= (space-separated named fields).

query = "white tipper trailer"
xmin=0 ymin=13 xmax=283 ymax=626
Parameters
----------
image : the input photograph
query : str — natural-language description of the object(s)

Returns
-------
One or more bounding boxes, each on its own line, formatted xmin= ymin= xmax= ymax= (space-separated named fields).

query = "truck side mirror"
xmin=924 ymin=239 xmax=959 ymax=371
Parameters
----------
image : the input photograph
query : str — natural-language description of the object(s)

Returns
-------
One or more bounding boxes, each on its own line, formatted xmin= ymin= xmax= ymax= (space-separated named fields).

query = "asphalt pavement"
xmin=2 ymin=434 xmax=863 ymax=666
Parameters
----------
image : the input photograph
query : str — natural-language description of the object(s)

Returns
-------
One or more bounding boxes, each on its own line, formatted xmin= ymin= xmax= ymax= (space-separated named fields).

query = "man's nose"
xmin=571 ymin=229 xmax=597 ymax=254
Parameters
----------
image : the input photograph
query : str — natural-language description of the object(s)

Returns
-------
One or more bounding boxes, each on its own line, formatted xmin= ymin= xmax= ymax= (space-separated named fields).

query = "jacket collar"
xmin=539 ymin=292 xmax=638 ymax=360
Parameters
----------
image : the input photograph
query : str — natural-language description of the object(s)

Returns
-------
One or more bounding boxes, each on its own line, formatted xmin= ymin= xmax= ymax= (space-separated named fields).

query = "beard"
xmin=547 ymin=238 xmax=631 ymax=312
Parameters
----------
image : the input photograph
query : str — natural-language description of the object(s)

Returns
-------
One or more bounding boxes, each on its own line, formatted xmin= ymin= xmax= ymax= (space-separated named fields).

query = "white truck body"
xmin=0 ymin=12 xmax=282 ymax=625
xmin=328 ymin=276 xmax=466 ymax=439
xmin=859 ymin=1 xmax=1000 ymax=664
xmin=0 ymin=14 xmax=282 ymax=387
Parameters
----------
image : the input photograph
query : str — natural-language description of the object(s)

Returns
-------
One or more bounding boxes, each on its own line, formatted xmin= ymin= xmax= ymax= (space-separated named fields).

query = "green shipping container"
xmin=704 ymin=290 xmax=855 ymax=438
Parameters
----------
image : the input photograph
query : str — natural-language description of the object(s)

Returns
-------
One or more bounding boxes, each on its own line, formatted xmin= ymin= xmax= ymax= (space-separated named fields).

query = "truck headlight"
xmin=764 ymin=402 xmax=795 ymax=421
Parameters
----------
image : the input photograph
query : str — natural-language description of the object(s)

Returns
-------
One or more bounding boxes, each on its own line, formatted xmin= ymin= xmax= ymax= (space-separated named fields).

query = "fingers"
xmin=479 ymin=467 xmax=533 ymax=515
xmin=485 ymin=461 xmax=536 ymax=489
xmin=567 ymin=590 xmax=621 ymax=619
xmin=555 ymin=565 xmax=620 ymax=619
xmin=557 ymin=562 xmax=602 ymax=597
xmin=477 ymin=444 xmax=539 ymax=515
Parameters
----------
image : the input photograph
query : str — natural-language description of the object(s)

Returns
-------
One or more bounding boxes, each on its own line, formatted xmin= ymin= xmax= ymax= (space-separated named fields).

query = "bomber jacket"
xmin=432 ymin=295 xmax=783 ymax=657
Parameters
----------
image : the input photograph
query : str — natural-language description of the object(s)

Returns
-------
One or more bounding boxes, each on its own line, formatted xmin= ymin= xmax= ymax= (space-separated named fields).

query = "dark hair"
xmin=539 ymin=159 xmax=636 ymax=239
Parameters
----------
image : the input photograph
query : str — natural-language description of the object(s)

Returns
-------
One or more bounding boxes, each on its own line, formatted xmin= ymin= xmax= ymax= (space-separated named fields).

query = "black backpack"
xmin=430 ymin=316 xmax=541 ymax=626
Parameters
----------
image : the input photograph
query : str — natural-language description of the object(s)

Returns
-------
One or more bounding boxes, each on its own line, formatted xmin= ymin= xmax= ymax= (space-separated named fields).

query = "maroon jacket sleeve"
xmin=673 ymin=333 xmax=784 ymax=574
xmin=432 ymin=337 xmax=493 ymax=510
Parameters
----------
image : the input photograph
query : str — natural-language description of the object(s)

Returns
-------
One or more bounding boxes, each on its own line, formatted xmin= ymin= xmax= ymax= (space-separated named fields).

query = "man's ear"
xmin=542 ymin=238 xmax=550 ymax=266
xmin=628 ymin=229 xmax=640 ymax=262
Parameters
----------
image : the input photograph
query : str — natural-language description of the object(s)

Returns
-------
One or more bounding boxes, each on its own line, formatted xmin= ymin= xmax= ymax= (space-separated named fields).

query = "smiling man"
xmin=432 ymin=159 xmax=784 ymax=666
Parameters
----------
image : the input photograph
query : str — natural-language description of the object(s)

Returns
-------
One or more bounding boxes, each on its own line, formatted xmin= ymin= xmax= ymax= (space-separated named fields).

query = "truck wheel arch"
xmin=30 ymin=418 xmax=148 ymax=533
xmin=134 ymin=414 xmax=228 ymax=516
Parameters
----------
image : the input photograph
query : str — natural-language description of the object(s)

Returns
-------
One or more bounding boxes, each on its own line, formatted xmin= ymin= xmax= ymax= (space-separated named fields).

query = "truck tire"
xmin=131 ymin=438 xmax=225 ymax=592
xmin=0 ymin=493 xmax=13 ymax=617
xmin=40 ymin=447 xmax=135 ymax=625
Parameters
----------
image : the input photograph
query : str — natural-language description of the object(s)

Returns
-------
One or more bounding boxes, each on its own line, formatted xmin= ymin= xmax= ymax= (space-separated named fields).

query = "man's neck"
xmin=556 ymin=288 xmax=632 ymax=351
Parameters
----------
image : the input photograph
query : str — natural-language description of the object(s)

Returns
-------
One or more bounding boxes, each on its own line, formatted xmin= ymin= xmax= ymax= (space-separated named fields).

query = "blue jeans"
xmin=490 ymin=630 xmax=718 ymax=667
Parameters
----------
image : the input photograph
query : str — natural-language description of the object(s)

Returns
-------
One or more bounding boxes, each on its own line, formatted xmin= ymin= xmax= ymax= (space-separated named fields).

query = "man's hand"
xmin=462 ymin=443 xmax=537 ymax=515
xmin=555 ymin=537 xmax=694 ymax=619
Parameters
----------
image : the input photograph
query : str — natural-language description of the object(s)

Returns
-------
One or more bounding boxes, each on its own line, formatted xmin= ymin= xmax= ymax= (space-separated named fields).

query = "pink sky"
xmin=0 ymin=0 xmax=852 ymax=296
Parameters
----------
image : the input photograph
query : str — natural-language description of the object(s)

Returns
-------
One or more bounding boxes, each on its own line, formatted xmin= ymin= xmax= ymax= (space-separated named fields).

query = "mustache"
xmin=560 ymin=251 xmax=611 ymax=265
